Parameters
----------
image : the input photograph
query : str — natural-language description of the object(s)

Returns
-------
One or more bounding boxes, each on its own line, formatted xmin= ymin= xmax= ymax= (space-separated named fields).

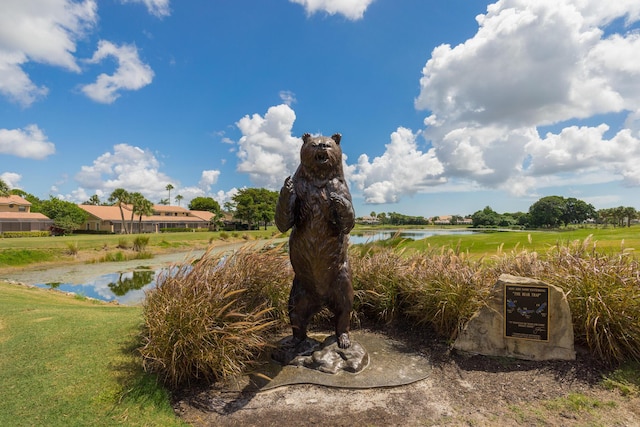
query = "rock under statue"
xmin=275 ymin=132 xmax=356 ymax=352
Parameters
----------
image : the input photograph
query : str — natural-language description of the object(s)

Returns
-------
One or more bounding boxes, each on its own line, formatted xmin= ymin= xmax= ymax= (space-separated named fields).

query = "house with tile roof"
xmin=0 ymin=195 xmax=53 ymax=233
xmin=79 ymin=204 xmax=214 ymax=233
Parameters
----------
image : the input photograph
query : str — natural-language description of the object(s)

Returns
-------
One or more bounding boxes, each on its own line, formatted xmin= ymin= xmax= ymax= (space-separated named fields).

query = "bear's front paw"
xmin=329 ymin=192 xmax=348 ymax=208
xmin=282 ymin=176 xmax=295 ymax=196
xmin=337 ymin=332 xmax=351 ymax=349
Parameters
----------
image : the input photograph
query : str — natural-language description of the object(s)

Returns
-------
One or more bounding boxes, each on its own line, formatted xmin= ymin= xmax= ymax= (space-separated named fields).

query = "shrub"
xmin=117 ymin=238 xmax=130 ymax=249
xmin=0 ymin=231 xmax=50 ymax=238
xmin=160 ymin=227 xmax=192 ymax=233
xmin=543 ymin=238 xmax=640 ymax=365
xmin=65 ymin=241 xmax=79 ymax=257
xmin=402 ymin=248 xmax=492 ymax=341
xmin=133 ymin=236 xmax=150 ymax=252
xmin=140 ymin=243 xmax=290 ymax=387
xmin=351 ymin=246 xmax=410 ymax=324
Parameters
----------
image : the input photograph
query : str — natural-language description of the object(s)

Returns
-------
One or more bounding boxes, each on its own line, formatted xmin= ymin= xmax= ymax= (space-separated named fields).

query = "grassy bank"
xmin=0 ymin=282 xmax=185 ymax=427
xmin=401 ymin=226 xmax=640 ymax=257
xmin=0 ymin=228 xmax=282 ymax=267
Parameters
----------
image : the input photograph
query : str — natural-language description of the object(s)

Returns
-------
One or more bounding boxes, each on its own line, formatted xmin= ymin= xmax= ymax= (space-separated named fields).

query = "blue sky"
xmin=2 ymin=0 xmax=640 ymax=218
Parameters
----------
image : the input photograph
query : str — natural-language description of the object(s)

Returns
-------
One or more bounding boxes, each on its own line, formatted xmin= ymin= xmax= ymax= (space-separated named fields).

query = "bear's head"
xmin=299 ymin=133 xmax=344 ymax=181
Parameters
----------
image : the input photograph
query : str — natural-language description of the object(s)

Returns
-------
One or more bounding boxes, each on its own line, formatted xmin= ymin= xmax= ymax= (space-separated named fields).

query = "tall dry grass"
xmin=141 ymin=237 xmax=640 ymax=387
xmin=140 ymin=244 xmax=291 ymax=387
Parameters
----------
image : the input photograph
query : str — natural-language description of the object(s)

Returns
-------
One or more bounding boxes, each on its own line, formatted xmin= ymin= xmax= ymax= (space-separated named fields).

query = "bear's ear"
xmin=331 ymin=133 xmax=342 ymax=145
xmin=302 ymin=133 xmax=311 ymax=144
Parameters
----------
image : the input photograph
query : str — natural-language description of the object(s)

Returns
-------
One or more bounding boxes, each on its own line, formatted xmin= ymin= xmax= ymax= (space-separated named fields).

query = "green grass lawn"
xmin=0 ymin=228 xmax=283 ymax=267
xmin=404 ymin=226 xmax=640 ymax=257
xmin=0 ymin=282 xmax=185 ymax=427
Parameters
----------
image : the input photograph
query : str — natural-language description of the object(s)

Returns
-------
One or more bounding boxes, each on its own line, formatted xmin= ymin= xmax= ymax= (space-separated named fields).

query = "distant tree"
xmin=83 ymin=194 xmax=101 ymax=205
xmin=175 ymin=194 xmax=183 ymax=206
xmin=129 ymin=192 xmax=153 ymax=233
xmin=108 ymin=188 xmax=131 ymax=234
xmin=0 ymin=179 xmax=9 ymax=197
xmin=370 ymin=211 xmax=376 ymax=218
xmin=189 ymin=196 xmax=221 ymax=213
xmin=132 ymin=194 xmax=154 ymax=233
xmin=471 ymin=206 xmax=501 ymax=227
xmin=528 ymin=196 xmax=596 ymax=228
xmin=623 ymin=206 xmax=637 ymax=227
xmin=231 ymin=188 xmax=279 ymax=230
xmin=158 ymin=198 xmax=169 ymax=205
xmin=385 ymin=212 xmax=428 ymax=226
xmin=560 ymin=197 xmax=596 ymax=226
xmin=38 ymin=196 xmax=88 ymax=234
xmin=528 ymin=196 xmax=565 ymax=228
xmin=165 ymin=184 xmax=174 ymax=204
xmin=377 ymin=212 xmax=387 ymax=224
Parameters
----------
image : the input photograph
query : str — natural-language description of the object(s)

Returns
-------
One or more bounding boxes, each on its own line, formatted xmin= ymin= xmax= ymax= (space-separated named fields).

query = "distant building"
xmin=358 ymin=215 xmax=380 ymax=225
xmin=429 ymin=215 xmax=473 ymax=225
xmin=0 ymin=195 xmax=52 ymax=233
xmin=79 ymin=204 xmax=212 ymax=233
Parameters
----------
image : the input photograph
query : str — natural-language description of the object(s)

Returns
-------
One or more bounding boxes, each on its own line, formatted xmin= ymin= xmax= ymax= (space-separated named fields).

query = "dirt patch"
xmin=173 ymin=326 xmax=640 ymax=426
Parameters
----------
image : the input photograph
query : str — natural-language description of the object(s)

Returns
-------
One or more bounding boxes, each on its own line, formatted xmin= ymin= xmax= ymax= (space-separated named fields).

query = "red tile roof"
xmin=0 ymin=195 xmax=31 ymax=206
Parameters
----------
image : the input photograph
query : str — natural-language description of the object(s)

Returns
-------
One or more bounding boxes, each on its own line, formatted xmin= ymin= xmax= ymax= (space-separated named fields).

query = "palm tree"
xmin=0 ymin=178 xmax=10 ymax=197
xmin=128 ymin=192 xmax=148 ymax=233
xmin=134 ymin=197 xmax=155 ymax=233
xmin=108 ymin=188 xmax=131 ymax=234
xmin=83 ymin=194 xmax=101 ymax=205
xmin=175 ymin=194 xmax=183 ymax=206
xmin=165 ymin=184 xmax=174 ymax=204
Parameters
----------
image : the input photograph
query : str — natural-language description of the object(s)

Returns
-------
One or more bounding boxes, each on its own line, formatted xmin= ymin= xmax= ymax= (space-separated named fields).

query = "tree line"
xmin=1 ymin=178 xmax=280 ymax=234
xmin=471 ymin=196 xmax=637 ymax=228
xmin=2 ymin=178 xmax=638 ymax=233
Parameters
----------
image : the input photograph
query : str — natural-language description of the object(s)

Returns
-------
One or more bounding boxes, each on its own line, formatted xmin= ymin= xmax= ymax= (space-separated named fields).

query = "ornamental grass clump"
xmin=140 ymin=244 xmax=290 ymax=388
xmin=350 ymin=246 xmax=412 ymax=324
xmin=132 ymin=235 xmax=150 ymax=252
xmin=543 ymin=237 xmax=640 ymax=365
xmin=401 ymin=247 xmax=493 ymax=341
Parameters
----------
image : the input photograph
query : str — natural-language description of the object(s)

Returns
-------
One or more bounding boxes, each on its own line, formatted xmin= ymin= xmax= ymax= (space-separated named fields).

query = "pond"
xmin=37 ymin=269 xmax=163 ymax=306
xmin=349 ymin=228 xmax=474 ymax=245
xmin=29 ymin=229 xmax=474 ymax=304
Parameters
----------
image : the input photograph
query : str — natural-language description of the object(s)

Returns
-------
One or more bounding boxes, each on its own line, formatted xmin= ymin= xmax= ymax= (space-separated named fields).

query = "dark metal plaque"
xmin=504 ymin=284 xmax=549 ymax=341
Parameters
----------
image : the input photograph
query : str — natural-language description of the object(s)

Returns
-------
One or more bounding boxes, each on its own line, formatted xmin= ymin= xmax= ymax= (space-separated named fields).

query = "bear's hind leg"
xmin=331 ymin=274 xmax=354 ymax=349
xmin=288 ymin=277 xmax=320 ymax=345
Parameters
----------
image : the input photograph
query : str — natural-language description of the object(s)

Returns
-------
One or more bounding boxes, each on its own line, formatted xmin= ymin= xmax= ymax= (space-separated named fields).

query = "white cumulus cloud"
xmin=290 ymin=0 xmax=375 ymax=20
xmin=0 ymin=0 xmax=97 ymax=106
xmin=120 ymin=0 xmax=171 ymax=18
xmin=350 ymin=127 xmax=445 ymax=204
xmin=413 ymin=0 xmax=640 ymax=197
xmin=0 ymin=125 xmax=56 ymax=159
xmin=81 ymin=40 xmax=154 ymax=103
xmin=74 ymin=143 xmax=174 ymax=202
xmin=0 ymin=172 xmax=22 ymax=189
xmin=235 ymin=104 xmax=302 ymax=189
xmin=199 ymin=170 xmax=221 ymax=192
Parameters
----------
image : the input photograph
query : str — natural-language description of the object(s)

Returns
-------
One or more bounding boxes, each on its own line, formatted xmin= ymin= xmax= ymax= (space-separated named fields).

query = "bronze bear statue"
xmin=275 ymin=133 xmax=355 ymax=349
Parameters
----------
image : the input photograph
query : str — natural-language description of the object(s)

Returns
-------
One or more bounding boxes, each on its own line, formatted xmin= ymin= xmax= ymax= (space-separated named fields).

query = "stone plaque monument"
xmin=453 ymin=274 xmax=575 ymax=361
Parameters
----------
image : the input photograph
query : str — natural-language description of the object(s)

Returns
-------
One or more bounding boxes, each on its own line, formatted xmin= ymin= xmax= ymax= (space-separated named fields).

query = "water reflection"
xmin=108 ymin=270 xmax=155 ymax=296
xmin=349 ymin=229 xmax=473 ymax=245
xmin=39 ymin=269 xmax=161 ymax=305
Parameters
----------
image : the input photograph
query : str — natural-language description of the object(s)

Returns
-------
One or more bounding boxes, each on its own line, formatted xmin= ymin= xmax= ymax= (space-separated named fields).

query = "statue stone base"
xmin=272 ymin=335 xmax=369 ymax=374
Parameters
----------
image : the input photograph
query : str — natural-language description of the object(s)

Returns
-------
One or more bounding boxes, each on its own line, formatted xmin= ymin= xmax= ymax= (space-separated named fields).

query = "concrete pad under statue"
xmin=453 ymin=274 xmax=575 ymax=361
xmin=243 ymin=331 xmax=432 ymax=391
